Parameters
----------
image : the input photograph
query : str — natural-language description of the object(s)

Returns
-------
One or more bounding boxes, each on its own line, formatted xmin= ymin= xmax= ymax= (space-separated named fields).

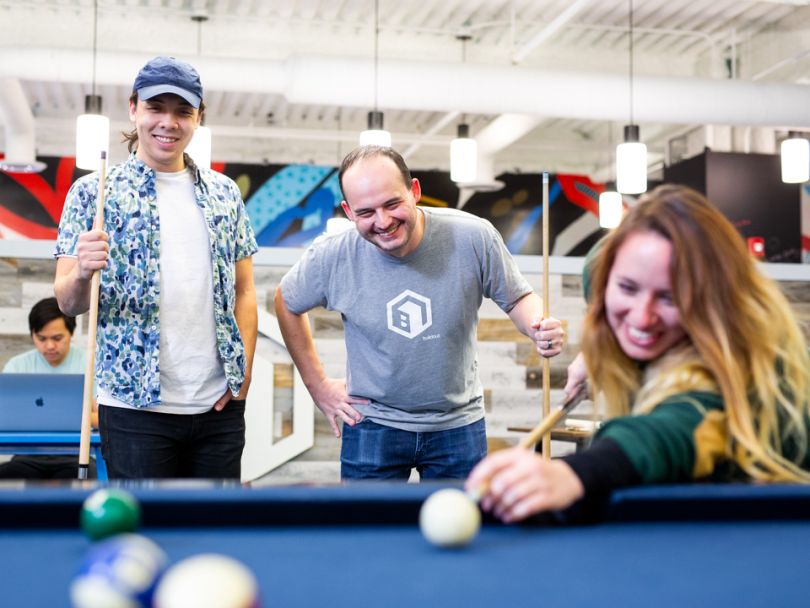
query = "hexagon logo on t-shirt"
xmin=386 ymin=290 xmax=432 ymax=339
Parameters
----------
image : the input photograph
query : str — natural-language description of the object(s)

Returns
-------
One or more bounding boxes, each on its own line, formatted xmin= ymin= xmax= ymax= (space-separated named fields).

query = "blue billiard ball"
xmin=70 ymin=533 xmax=167 ymax=608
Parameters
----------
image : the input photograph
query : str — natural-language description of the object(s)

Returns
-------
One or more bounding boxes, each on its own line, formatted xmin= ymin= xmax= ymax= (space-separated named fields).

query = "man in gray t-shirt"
xmin=275 ymin=146 xmax=565 ymax=480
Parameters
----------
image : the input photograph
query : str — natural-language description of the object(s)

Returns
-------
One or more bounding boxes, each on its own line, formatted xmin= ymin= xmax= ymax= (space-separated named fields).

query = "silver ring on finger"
xmin=545 ymin=340 xmax=553 ymax=350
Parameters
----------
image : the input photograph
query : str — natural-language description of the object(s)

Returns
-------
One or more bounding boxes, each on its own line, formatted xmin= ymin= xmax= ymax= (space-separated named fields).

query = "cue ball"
xmin=153 ymin=553 xmax=259 ymax=608
xmin=70 ymin=533 xmax=167 ymax=608
xmin=419 ymin=488 xmax=481 ymax=547
xmin=81 ymin=488 xmax=142 ymax=541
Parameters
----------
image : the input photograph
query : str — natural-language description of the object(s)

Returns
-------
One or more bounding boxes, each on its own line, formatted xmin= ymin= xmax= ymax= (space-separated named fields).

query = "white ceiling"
xmin=2 ymin=0 xmax=810 ymax=181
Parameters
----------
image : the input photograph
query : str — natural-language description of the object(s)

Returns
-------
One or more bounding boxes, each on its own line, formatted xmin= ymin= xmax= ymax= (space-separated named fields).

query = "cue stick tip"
xmin=77 ymin=465 xmax=89 ymax=480
xmin=469 ymin=386 xmax=589 ymax=505
xmin=466 ymin=487 xmax=483 ymax=505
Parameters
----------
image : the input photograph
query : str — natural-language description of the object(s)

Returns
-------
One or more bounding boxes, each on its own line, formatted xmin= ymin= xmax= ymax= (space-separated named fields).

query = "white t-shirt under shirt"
xmin=98 ymin=168 xmax=227 ymax=414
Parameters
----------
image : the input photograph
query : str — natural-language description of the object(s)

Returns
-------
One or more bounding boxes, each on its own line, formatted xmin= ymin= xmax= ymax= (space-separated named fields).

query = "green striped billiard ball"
xmin=80 ymin=489 xmax=142 ymax=541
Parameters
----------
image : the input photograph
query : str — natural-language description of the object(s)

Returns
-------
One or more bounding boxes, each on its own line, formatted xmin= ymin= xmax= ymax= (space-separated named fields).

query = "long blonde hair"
xmin=582 ymin=184 xmax=810 ymax=481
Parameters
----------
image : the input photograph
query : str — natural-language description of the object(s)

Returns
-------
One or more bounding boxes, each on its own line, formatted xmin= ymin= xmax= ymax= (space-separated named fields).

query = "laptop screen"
xmin=0 ymin=374 xmax=86 ymax=432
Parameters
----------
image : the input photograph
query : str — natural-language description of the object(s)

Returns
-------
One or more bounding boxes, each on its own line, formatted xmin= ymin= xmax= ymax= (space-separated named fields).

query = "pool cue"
xmin=517 ymin=383 xmax=588 ymax=450
xmin=78 ymin=150 xmax=107 ymax=480
xmin=466 ymin=383 xmax=588 ymax=503
xmin=541 ymin=172 xmax=551 ymax=458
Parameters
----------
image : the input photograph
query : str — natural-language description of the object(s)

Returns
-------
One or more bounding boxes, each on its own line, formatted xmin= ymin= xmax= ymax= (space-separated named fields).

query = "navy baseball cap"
xmin=133 ymin=56 xmax=203 ymax=108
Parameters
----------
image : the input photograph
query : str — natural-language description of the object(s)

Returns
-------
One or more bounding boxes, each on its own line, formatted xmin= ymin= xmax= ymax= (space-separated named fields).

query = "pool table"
xmin=1 ymin=481 xmax=808 ymax=607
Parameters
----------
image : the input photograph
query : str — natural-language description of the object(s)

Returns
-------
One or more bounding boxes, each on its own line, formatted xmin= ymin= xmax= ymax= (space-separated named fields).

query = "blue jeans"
xmin=340 ymin=418 xmax=487 ymax=480
xmin=99 ymin=401 xmax=246 ymax=479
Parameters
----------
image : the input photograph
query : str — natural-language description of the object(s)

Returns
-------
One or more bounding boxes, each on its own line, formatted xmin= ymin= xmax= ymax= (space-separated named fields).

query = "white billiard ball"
xmin=419 ymin=488 xmax=481 ymax=548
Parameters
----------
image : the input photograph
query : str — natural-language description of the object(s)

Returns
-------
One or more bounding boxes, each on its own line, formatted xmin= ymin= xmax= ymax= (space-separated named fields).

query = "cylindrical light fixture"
xmin=599 ymin=190 xmax=623 ymax=228
xmin=187 ymin=125 xmax=212 ymax=170
xmin=187 ymin=12 xmax=212 ymax=170
xmin=75 ymin=94 xmax=110 ymax=171
xmin=359 ymin=111 xmax=391 ymax=147
xmin=359 ymin=0 xmax=391 ymax=149
xmin=781 ymin=132 xmax=809 ymax=183
xmin=616 ymin=124 xmax=647 ymax=194
xmin=450 ymin=124 xmax=477 ymax=183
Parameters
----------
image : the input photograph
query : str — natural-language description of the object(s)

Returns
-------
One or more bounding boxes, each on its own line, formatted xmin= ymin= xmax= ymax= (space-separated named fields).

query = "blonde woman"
xmin=467 ymin=184 xmax=810 ymax=522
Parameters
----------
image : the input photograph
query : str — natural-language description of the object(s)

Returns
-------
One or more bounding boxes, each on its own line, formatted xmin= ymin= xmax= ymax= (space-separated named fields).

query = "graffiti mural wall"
xmin=0 ymin=155 xmax=609 ymax=256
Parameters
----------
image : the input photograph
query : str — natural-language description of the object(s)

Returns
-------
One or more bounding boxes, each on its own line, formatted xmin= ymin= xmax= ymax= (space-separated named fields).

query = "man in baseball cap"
xmin=55 ymin=55 xmax=259 ymax=480
xmin=132 ymin=56 xmax=203 ymax=108
xmin=117 ymin=55 xmax=207 ymax=170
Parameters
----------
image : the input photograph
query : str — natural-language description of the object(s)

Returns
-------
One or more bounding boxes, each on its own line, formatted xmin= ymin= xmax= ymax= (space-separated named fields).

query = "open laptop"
xmin=0 ymin=373 xmax=85 ymax=432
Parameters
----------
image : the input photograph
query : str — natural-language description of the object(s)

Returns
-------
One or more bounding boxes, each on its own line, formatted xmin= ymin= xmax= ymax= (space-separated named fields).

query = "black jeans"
xmin=0 ymin=455 xmax=97 ymax=480
xmin=99 ymin=401 xmax=246 ymax=480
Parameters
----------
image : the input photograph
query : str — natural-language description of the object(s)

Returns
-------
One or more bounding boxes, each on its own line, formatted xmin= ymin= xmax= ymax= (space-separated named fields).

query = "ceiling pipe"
xmin=34 ymin=117 xmax=607 ymax=155
xmin=400 ymin=111 xmax=459 ymax=159
xmin=3 ymin=47 xmax=810 ymax=127
xmin=0 ymin=78 xmax=46 ymax=172
xmin=511 ymin=0 xmax=596 ymax=64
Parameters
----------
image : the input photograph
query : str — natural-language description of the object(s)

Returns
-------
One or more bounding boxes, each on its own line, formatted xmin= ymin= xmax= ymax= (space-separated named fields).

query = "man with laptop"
xmin=3 ymin=298 xmax=85 ymax=374
xmin=0 ymin=297 xmax=96 ymax=478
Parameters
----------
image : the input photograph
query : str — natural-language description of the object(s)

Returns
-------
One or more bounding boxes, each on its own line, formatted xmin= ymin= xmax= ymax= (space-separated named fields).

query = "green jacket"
xmin=595 ymin=391 xmax=726 ymax=483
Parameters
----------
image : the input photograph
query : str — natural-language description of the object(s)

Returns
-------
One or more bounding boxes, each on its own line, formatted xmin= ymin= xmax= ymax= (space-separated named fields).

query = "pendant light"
xmin=185 ymin=11 xmax=212 ymax=170
xmin=781 ymin=132 xmax=809 ymax=183
xmin=451 ymin=124 xmax=478 ymax=183
xmin=599 ymin=191 xmax=623 ymax=228
xmin=359 ymin=112 xmax=391 ymax=147
xmin=599 ymin=124 xmax=623 ymax=228
xmin=616 ymin=0 xmax=646 ymax=194
xmin=75 ymin=0 xmax=110 ymax=171
xmin=186 ymin=120 xmax=211 ymax=170
xmin=358 ymin=0 xmax=391 ymax=147
xmin=450 ymin=31 xmax=477 ymax=183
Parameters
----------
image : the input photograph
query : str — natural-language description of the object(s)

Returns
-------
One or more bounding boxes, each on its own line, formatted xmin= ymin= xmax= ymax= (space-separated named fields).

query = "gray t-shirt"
xmin=280 ymin=207 xmax=533 ymax=432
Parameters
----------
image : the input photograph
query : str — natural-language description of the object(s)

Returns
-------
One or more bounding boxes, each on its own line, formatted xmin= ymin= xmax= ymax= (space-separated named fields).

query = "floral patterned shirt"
xmin=55 ymin=154 xmax=258 ymax=407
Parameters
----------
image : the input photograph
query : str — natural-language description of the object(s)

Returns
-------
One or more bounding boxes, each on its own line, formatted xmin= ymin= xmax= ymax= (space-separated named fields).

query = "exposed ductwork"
xmin=0 ymin=78 xmax=46 ymax=173
xmin=294 ymin=55 xmax=810 ymax=128
xmin=1 ymin=47 xmax=810 ymax=128
xmin=453 ymin=114 xmax=545 ymax=196
xmin=2 ymin=46 xmax=810 ymax=179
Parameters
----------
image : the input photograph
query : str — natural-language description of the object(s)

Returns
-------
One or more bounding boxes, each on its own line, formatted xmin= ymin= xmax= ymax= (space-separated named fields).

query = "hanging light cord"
xmin=460 ymin=36 xmax=467 ymax=126
xmin=628 ymin=0 xmax=634 ymax=125
xmin=192 ymin=13 xmax=207 ymax=126
xmin=373 ymin=0 xmax=379 ymax=112
xmin=92 ymin=0 xmax=99 ymax=98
